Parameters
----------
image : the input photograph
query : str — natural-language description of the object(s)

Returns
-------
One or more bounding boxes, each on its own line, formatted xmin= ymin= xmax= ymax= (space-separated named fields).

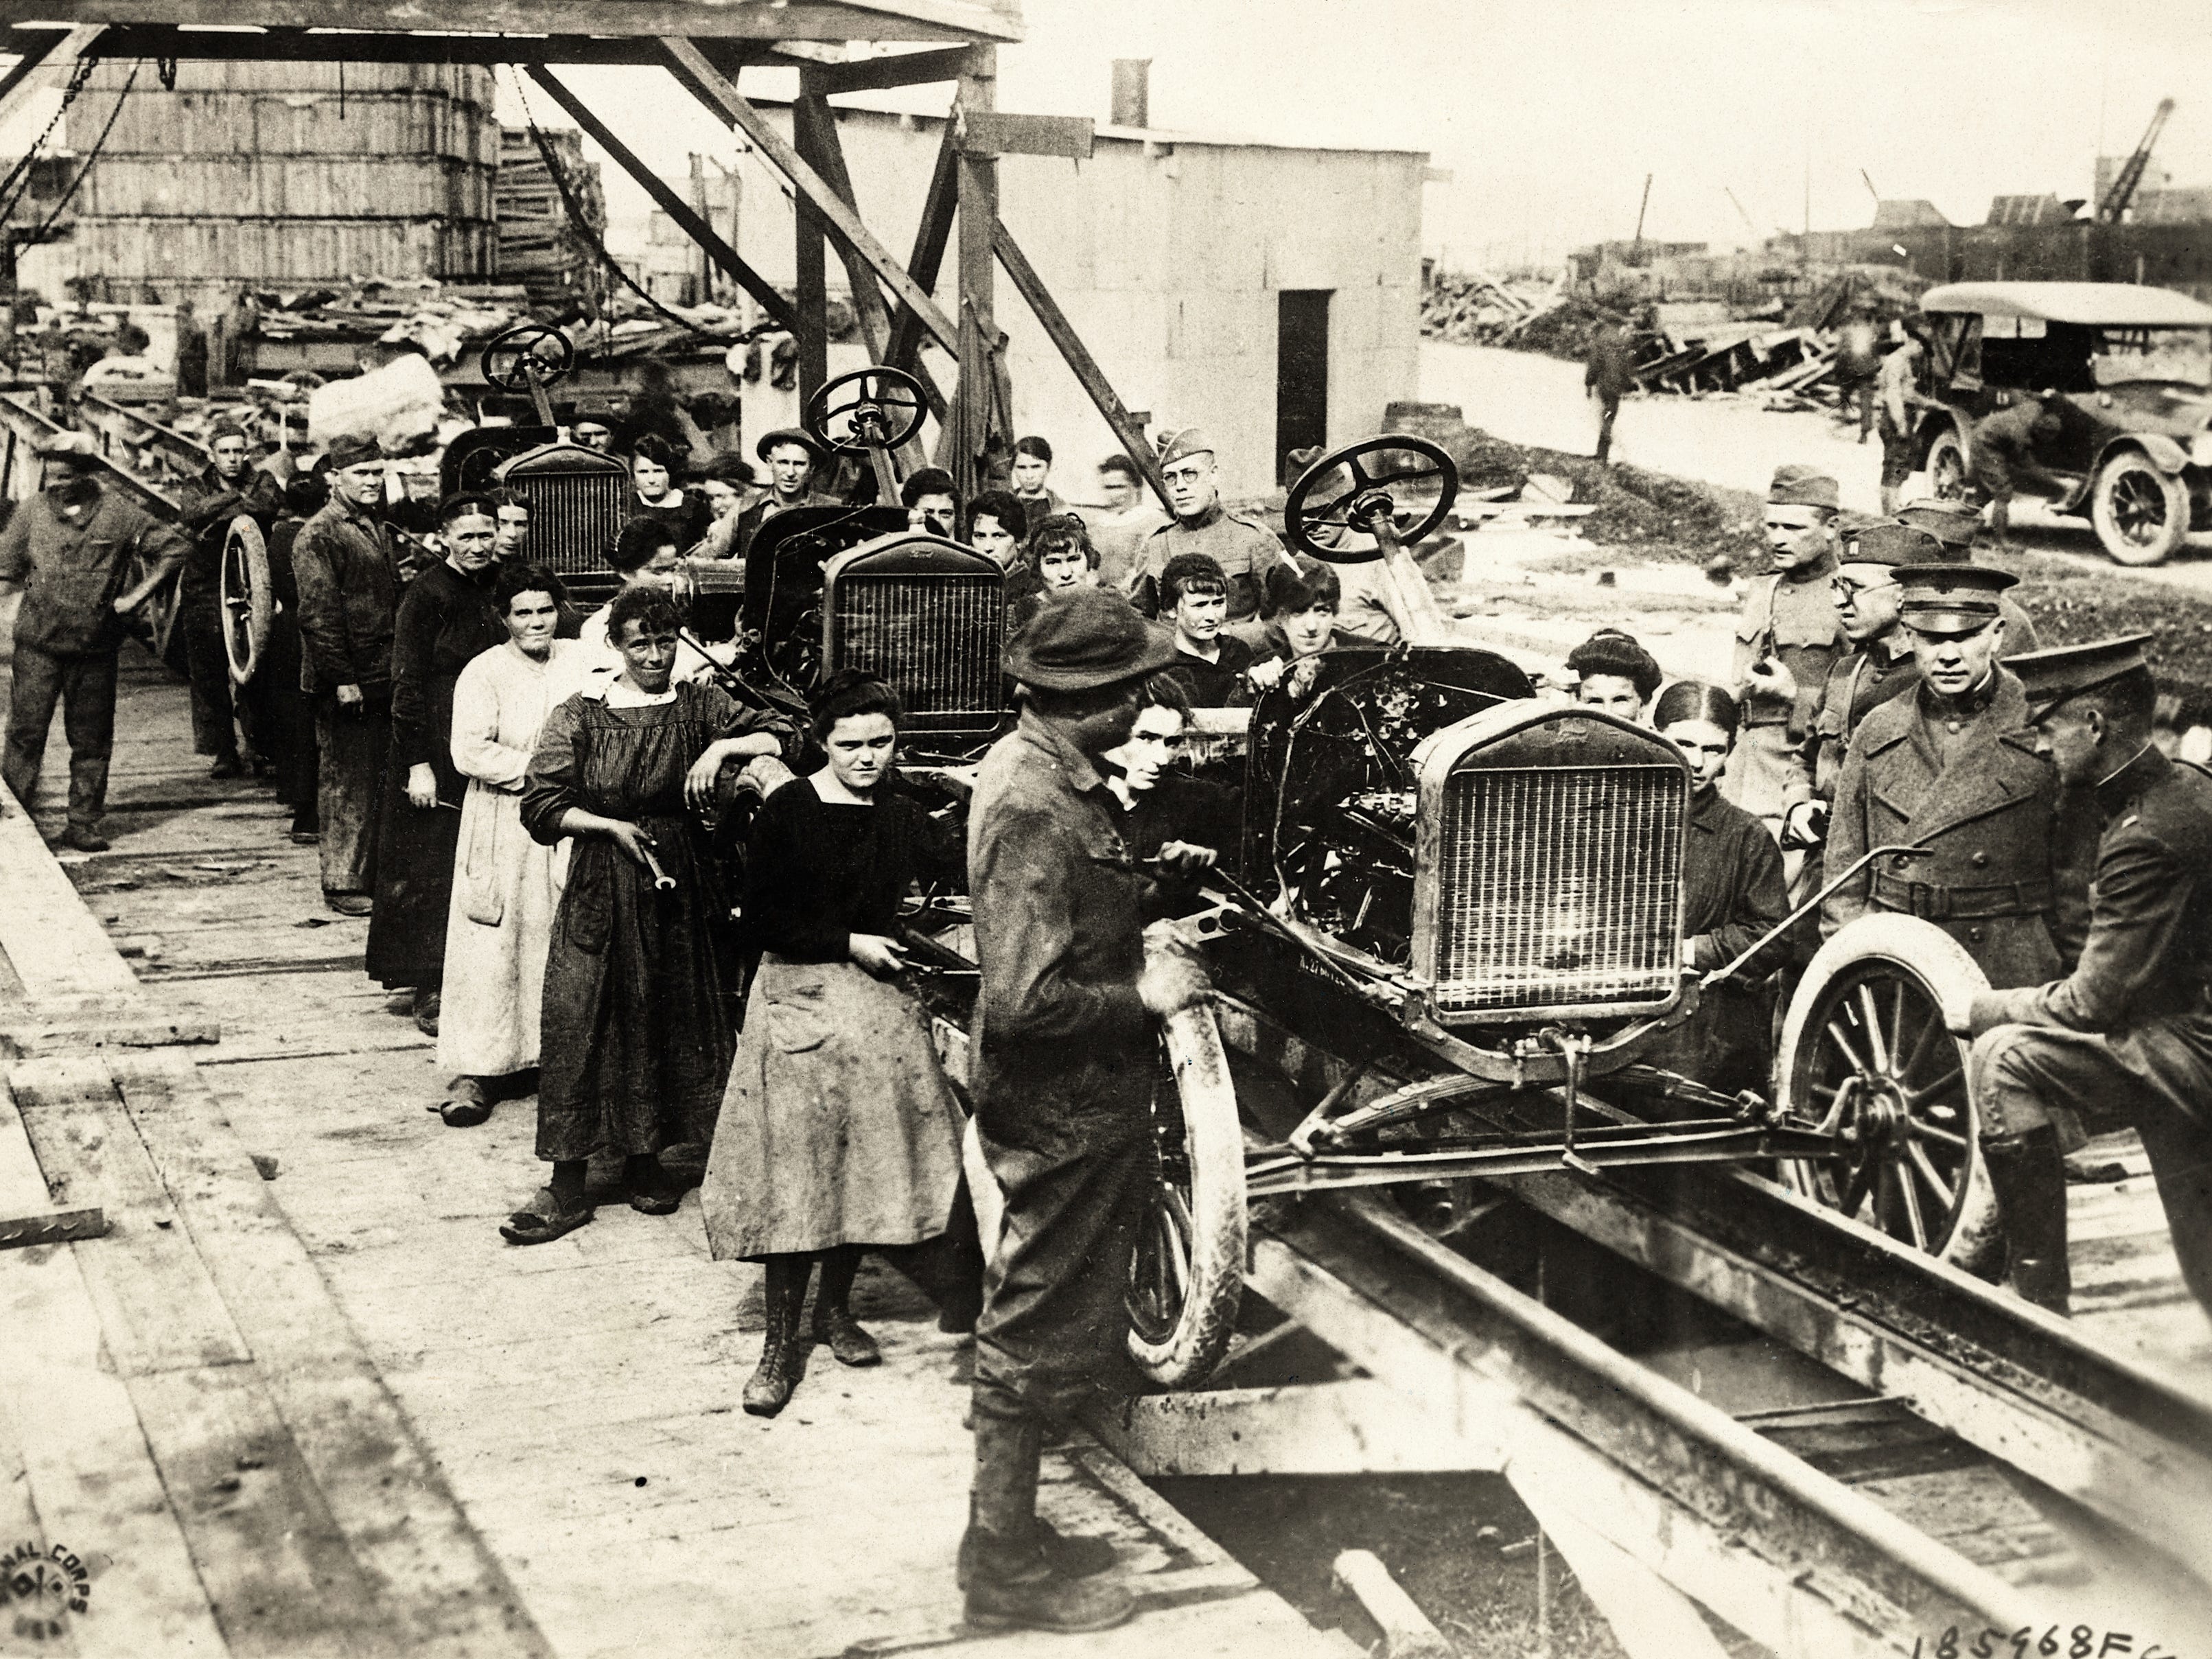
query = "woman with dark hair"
xmin=1010 ymin=513 xmax=1101 ymax=631
xmin=1567 ymin=627 xmax=1664 ymax=722
xmin=504 ymin=585 xmax=795 ymax=1245
xmin=434 ymin=563 xmax=581 ymax=1127
xmin=366 ymin=493 xmax=512 ymax=1032
xmin=1641 ymin=679 xmax=1789 ymax=1093
xmin=702 ymin=669 xmax=967 ymax=1415
xmin=693 ymin=454 xmax=758 ymax=560
xmin=625 ymin=434 xmax=710 ymax=548
xmin=1099 ymin=673 xmax=1241 ymax=918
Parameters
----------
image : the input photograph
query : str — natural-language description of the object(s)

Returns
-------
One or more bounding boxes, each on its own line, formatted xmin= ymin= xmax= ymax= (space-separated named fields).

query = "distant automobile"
xmin=1912 ymin=280 xmax=2212 ymax=565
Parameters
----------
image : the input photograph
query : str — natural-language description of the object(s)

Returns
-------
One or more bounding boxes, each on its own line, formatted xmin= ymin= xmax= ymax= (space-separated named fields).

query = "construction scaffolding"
xmin=0 ymin=0 xmax=1165 ymax=504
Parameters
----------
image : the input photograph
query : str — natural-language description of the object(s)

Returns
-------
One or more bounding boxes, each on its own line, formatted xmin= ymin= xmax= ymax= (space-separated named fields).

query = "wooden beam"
xmin=992 ymin=218 xmax=1172 ymax=511
xmin=959 ymin=111 xmax=1094 ymax=161
xmin=885 ymin=119 xmax=958 ymax=380
xmin=0 ymin=3 xmax=995 ymax=40
xmin=661 ymin=35 xmax=961 ymax=356
xmin=795 ymin=80 xmax=946 ymax=439
xmin=0 ymin=1205 xmax=107 ymax=1249
xmin=953 ymin=45 xmax=999 ymax=497
xmin=1086 ymin=1381 xmax=1502 ymax=1478
xmin=526 ymin=66 xmax=799 ymax=334
xmin=0 ymin=23 xmax=99 ymax=133
xmin=791 ymin=82 xmax=830 ymax=409
xmin=798 ymin=44 xmax=970 ymax=95
xmin=54 ymin=25 xmax=686 ymax=67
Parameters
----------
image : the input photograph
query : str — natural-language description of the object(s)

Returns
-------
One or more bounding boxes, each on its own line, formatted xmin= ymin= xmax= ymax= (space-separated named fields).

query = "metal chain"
xmin=0 ymin=51 xmax=102 ymax=222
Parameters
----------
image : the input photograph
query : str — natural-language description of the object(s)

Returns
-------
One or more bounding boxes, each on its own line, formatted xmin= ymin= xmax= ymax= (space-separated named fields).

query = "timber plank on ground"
xmin=0 ymin=781 xmax=142 ymax=1003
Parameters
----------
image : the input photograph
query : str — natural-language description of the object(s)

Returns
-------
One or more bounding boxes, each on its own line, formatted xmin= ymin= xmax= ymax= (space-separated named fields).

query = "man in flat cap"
xmin=292 ymin=432 xmax=401 ymax=915
xmin=962 ymin=588 xmax=1211 ymax=1633
xmin=732 ymin=427 xmax=838 ymax=560
xmin=1126 ymin=427 xmax=1299 ymax=638
xmin=1950 ymin=636 xmax=2212 ymax=1316
xmin=1726 ymin=465 xmax=1847 ymax=861
xmin=1825 ymin=563 xmax=2088 ymax=994
xmin=0 ymin=430 xmax=191 ymax=850
xmin=178 ymin=416 xmax=284 ymax=780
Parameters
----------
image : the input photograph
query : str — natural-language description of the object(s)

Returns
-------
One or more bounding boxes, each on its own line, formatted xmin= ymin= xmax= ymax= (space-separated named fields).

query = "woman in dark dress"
xmin=1642 ymin=680 xmax=1789 ymax=1095
xmin=365 ymin=494 xmax=510 ymax=1029
xmin=503 ymin=586 xmax=793 ymax=1245
xmin=702 ymin=671 xmax=968 ymax=1417
xmin=625 ymin=435 xmax=710 ymax=550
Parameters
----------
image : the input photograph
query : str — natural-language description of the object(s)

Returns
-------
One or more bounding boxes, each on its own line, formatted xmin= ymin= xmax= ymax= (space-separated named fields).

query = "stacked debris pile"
xmin=1419 ymin=270 xmax=1562 ymax=344
xmin=498 ymin=126 xmax=607 ymax=312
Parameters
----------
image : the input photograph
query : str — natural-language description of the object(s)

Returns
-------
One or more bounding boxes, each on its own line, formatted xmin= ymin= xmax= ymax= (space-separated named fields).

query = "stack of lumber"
xmin=1630 ymin=323 xmax=1835 ymax=401
xmin=495 ymin=126 xmax=605 ymax=311
xmin=1420 ymin=270 xmax=1563 ymax=344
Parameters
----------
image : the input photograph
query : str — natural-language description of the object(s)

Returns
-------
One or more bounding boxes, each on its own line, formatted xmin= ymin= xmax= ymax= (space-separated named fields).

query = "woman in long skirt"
xmin=703 ymin=670 xmax=967 ymax=1416
xmin=433 ymin=562 xmax=581 ymax=1126
xmin=502 ymin=585 xmax=793 ymax=1244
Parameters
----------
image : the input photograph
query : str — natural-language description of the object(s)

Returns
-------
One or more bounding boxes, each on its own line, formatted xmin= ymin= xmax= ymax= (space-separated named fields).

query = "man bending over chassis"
xmin=962 ymin=589 xmax=1213 ymax=1633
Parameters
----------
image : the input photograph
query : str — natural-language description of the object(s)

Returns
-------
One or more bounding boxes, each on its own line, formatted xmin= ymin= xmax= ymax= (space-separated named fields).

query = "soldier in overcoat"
xmin=1824 ymin=564 xmax=2088 ymax=990
xmin=1952 ymin=637 xmax=2212 ymax=1318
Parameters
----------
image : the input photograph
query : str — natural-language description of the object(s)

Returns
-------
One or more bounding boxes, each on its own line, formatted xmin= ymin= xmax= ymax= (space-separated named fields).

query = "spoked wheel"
xmin=1283 ymin=434 xmax=1459 ymax=564
xmin=218 ymin=514 xmax=272 ymax=686
xmin=1776 ymin=915 xmax=2001 ymax=1273
xmin=2092 ymin=452 xmax=2190 ymax=567
xmin=1126 ymin=1003 xmax=1248 ymax=1388
xmin=1924 ymin=426 xmax=1970 ymax=502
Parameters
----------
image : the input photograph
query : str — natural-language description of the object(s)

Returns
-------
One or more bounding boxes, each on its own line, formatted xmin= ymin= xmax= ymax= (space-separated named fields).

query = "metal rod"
xmin=1703 ymin=842 xmax=1932 ymax=989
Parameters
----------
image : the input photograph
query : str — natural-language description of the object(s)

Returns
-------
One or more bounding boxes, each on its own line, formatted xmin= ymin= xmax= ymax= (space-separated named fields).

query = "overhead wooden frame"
xmin=0 ymin=1 xmax=1022 ymax=41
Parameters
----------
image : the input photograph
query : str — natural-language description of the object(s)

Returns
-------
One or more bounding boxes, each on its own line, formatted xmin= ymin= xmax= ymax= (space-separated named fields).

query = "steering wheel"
xmin=478 ymin=322 xmax=575 ymax=395
xmin=1283 ymin=435 xmax=1458 ymax=564
xmin=805 ymin=366 xmax=927 ymax=454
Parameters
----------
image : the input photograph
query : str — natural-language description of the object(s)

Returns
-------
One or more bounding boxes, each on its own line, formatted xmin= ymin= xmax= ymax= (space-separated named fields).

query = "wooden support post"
xmin=526 ymin=66 xmax=798 ymax=334
xmin=886 ymin=120 xmax=958 ymax=382
xmin=992 ymin=218 xmax=1170 ymax=511
xmin=953 ymin=45 xmax=999 ymax=498
xmin=791 ymin=87 xmax=830 ymax=408
xmin=0 ymin=25 xmax=103 ymax=132
xmin=660 ymin=36 xmax=959 ymax=353
xmin=794 ymin=78 xmax=946 ymax=453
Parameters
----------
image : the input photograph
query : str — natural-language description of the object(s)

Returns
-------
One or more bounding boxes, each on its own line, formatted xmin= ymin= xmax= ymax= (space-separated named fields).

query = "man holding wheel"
xmin=962 ymin=588 xmax=1211 ymax=1633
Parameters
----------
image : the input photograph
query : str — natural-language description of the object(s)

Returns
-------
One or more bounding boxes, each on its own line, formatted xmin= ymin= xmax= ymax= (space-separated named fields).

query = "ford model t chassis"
xmin=695 ymin=382 xmax=2002 ymax=1391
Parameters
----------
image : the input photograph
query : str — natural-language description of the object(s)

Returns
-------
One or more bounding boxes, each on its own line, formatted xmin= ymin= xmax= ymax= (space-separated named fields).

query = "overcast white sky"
xmin=8 ymin=0 xmax=2211 ymax=270
xmin=515 ymin=0 xmax=2212 ymax=269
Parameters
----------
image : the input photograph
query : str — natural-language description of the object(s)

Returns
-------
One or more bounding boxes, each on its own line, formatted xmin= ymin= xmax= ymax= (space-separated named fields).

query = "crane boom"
xmin=2099 ymin=97 xmax=2176 ymax=224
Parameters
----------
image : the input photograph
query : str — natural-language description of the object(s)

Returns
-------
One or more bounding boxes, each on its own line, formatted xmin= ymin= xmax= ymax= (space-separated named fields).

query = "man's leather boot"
xmin=959 ymin=1415 xmax=1132 ymax=1632
xmin=1983 ymin=1126 xmax=2072 ymax=1315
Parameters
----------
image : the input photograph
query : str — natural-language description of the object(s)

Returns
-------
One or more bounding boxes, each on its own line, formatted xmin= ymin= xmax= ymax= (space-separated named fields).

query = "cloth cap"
xmin=2005 ymin=634 xmax=2154 ymax=723
xmin=207 ymin=417 xmax=251 ymax=445
xmin=568 ymin=399 xmax=616 ymax=426
xmin=37 ymin=430 xmax=99 ymax=465
xmin=324 ymin=432 xmax=383 ymax=471
xmin=1896 ymin=561 xmax=2018 ymax=635
xmin=755 ymin=426 xmax=826 ymax=463
xmin=439 ymin=491 xmax=499 ymax=527
xmin=1156 ymin=427 xmax=1215 ymax=468
xmin=1767 ymin=464 xmax=1840 ymax=511
xmin=1002 ymin=587 xmax=1181 ymax=691
xmin=1894 ymin=497 xmax=1980 ymax=552
xmin=1839 ymin=523 xmax=1947 ymax=568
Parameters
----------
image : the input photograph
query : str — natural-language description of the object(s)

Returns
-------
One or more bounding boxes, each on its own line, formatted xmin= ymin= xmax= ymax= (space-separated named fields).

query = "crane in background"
xmin=2098 ymin=97 xmax=2176 ymax=224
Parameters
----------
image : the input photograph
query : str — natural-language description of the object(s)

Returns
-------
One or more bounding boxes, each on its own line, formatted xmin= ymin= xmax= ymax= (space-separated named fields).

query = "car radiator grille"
xmin=1432 ymin=763 xmax=1685 ymax=1016
xmin=831 ymin=572 xmax=1005 ymax=731
xmin=504 ymin=472 xmax=629 ymax=578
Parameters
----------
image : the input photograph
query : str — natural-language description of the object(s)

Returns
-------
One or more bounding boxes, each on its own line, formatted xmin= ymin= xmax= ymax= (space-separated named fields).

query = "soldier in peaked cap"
xmin=1953 ymin=636 xmax=2212 ymax=1316
xmin=1125 ymin=426 xmax=1299 ymax=635
xmin=959 ymin=588 xmax=1205 ymax=1632
xmin=1825 ymin=561 xmax=2091 ymax=997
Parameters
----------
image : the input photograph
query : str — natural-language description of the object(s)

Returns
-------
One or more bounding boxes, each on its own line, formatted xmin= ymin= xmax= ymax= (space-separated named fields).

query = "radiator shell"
xmin=819 ymin=535 xmax=1010 ymax=736
xmin=1408 ymin=704 xmax=1690 ymax=1026
xmin=492 ymin=443 xmax=632 ymax=590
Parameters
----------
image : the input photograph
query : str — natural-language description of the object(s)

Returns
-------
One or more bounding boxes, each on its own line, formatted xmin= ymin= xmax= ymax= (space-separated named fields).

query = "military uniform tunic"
xmin=1724 ymin=559 xmax=1843 ymax=822
xmin=1824 ymin=669 xmax=2088 ymax=989
xmin=1968 ymin=745 xmax=2212 ymax=1311
xmin=1126 ymin=500 xmax=1297 ymax=624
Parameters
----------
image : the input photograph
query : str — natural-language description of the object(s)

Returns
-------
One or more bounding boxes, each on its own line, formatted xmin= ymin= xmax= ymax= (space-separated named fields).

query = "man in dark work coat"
xmin=1953 ymin=637 xmax=2212 ymax=1319
xmin=1824 ymin=563 xmax=2088 ymax=993
xmin=962 ymin=590 xmax=1207 ymax=1633
xmin=177 ymin=418 xmax=283 ymax=777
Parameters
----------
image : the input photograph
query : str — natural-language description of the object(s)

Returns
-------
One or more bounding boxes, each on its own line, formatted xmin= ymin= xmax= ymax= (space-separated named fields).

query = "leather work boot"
xmin=812 ymin=1305 xmax=881 ymax=1367
xmin=960 ymin=1414 xmax=1133 ymax=1632
xmin=743 ymin=1258 xmax=811 ymax=1417
xmin=1982 ymin=1126 xmax=2072 ymax=1315
xmin=956 ymin=1505 xmax=1118 ymax=1592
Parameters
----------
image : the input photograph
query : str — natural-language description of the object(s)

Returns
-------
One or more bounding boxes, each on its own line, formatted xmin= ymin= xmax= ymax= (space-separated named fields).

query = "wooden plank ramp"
xmin=0 ymin=645 xmax=1359 ymax=1655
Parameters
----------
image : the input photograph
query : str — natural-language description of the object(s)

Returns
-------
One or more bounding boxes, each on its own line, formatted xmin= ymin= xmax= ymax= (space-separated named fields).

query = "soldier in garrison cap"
xmin=1948 ymin=636 xmax=2212 ymax=1317
xmin=1125 ymin=427 xmax=1300 ymax=638
xmin=1727 ymin=467 xmax=1847 ymax=829
xmin=1825 ymin=563 xmax=2091 ymax=1000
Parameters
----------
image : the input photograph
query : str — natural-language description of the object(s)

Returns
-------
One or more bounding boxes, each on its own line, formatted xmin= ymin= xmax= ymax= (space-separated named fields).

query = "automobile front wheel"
xmin=1125 ymin=1003 xmax=1248 ymax=1388
xmin=1924 ymin=426 xmax=1970 ymax=502
xmin=1774 ymin=914 xmax=2002 ymax=1275
xmin=2091 ymin=451 xmax=2190 ymax=566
